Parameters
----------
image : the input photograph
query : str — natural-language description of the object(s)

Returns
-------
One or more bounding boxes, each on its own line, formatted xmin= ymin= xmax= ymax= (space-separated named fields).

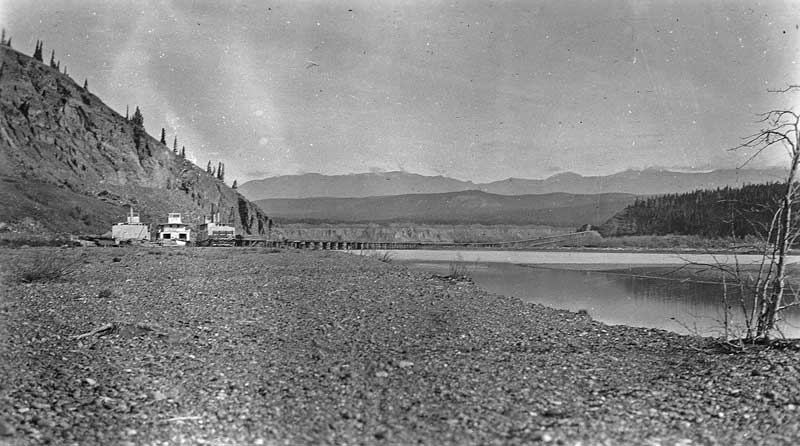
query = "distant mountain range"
xmin=239 ymin=172 xmax=475 ymax=200
xmin=255 ymin=190 xmax=637 ymax=227
xmin=239 ymin=168 xmax=786 ymax=200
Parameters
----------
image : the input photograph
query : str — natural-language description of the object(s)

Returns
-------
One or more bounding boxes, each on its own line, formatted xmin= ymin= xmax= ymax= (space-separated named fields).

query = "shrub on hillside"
xmin=10 ymin=252 xmax=82 ymax=283
xmin=0 ymin=233 xmax=77 ymax=248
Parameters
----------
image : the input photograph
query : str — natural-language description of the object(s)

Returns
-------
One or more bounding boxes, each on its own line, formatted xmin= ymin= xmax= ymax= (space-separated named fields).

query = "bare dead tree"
xmin=732 ymin=85 xmax=800 ymax=340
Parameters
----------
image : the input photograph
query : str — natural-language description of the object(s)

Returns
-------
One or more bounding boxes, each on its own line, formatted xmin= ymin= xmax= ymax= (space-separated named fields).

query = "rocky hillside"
xmin=0 ymin=45 xmax=269 ymax=236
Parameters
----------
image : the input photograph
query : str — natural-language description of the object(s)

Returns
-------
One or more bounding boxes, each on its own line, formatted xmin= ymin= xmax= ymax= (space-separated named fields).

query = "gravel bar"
xmin=1 ymin=247 xmax=799 ymax=445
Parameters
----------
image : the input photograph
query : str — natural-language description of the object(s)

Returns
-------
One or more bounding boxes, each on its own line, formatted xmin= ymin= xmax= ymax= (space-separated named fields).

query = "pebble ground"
xmin=1 ymin=247 xmax=799 ymax=445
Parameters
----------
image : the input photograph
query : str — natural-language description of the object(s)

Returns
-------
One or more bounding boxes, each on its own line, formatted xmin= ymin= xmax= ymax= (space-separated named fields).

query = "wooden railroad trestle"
xmin=233 ymin=231 xmax=597 ymax=250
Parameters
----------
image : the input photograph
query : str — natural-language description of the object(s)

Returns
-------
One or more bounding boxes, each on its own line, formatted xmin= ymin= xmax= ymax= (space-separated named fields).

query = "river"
xmin=363 ymin=250 xmax=800 ymax=338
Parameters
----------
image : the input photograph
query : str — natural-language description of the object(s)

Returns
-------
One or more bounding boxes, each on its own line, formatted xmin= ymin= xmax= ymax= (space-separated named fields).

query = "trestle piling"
xmin=232 ymin=231 xmax=597 ymax=250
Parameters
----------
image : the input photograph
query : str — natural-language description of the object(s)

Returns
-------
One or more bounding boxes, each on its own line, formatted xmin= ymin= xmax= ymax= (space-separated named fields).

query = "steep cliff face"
xmin=0 ymin=45 xmax=269 ymax=235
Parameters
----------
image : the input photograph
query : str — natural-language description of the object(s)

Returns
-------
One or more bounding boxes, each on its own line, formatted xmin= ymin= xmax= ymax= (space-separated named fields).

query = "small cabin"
xmin=111 ymin=208 xmax=150 ymax=244
xmin=157 ymin=213 xmax=191 ymax=245
xmin=197 ymin=213 xmax=236 ymax=246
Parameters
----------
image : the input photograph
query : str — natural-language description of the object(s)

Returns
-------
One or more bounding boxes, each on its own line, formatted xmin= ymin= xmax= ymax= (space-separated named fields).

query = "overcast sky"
xmin=2 ymin=0 xmax=799 ymax=182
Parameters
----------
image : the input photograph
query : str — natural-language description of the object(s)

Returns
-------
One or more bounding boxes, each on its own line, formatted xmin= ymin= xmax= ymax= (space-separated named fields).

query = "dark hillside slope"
xmin=256 ymin=190 xmax=636 ymax=226
xmin=0 ymin=177 xmax=122 ymax=234
xmin=0 ymin=45 xmax=269 ymax=235
xmin=599 ymin=183 xmax=785 ymax=237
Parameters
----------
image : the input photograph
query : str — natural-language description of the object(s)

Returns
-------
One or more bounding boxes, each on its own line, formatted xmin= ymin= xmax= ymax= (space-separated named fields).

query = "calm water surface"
xmin=383 ymin=251 xmax=800 ymax=338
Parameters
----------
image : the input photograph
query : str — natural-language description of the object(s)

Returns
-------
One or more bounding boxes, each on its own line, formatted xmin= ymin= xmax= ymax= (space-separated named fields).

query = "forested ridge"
xmin=600 ymin=182 xmax=793 ymax=238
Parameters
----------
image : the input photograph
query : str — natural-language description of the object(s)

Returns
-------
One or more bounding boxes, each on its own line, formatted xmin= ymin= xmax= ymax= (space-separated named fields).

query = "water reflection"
xmin=403 ymin=261 xmax=800 ymax=338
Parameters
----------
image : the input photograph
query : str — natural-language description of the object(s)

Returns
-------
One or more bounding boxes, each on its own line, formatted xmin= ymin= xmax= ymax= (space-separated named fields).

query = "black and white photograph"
xmin=1 ymin=0 xmax=800 ymax=444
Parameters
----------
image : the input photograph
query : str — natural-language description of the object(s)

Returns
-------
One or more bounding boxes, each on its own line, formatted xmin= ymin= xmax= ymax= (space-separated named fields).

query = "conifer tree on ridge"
xmin=33 ymin=40 xmax=43 ymax=61
xmin=131 ymin=107 xmax=144 ymax=128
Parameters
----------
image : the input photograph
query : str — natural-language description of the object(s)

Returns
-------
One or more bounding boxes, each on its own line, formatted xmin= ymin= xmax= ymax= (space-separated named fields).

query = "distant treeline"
xmin=602 ymin=182 xmax=792 ymax=238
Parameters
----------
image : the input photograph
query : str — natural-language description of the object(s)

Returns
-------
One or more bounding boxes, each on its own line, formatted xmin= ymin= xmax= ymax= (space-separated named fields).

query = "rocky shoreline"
xmin=1 ymin=247 xmax=799 ymax=445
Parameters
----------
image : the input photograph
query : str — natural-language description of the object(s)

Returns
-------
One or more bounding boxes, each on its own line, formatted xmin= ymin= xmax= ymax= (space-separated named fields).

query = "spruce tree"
xmin=125 ymin=105 xmax=129 ymax=120
xmin=49 ymin=50 xmax=56 ymax=68
xmin=83 ymin=78 xmax=88 ymax=90
xmin=33 ymin=40 xmax=43 ymax=62
xmin=173 ymin=136 xmax=178 ymax=154
xmin=180 ymin=146 xmax=186 ymax=158
xmin=0 ymin=29 xmax=11 ymax=48
xmin=131 ymin=107 xmax=144 ymax=128
xmin=131 ymin=107 xmax=145 ymax=150
xmin=232 ymin=180 xmax=238 ymax=189
xmin=206 ymin=161 xmax=213 ymax=174
xmin=160 ymin=128 xmax=166 ymax=145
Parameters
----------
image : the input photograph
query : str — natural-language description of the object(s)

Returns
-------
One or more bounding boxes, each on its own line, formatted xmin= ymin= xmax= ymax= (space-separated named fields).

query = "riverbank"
xmin=271 ymin=224 xmax=760 ymax=251
xmin=273 ymin=223 xmax=569 ymax=244
xmin=1 ymin=247 xmax=799 ymax=445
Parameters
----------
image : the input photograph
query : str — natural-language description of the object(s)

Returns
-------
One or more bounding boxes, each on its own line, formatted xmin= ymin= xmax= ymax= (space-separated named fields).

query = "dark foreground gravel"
xmin=1 ymin=247 xmax=800 ymax=446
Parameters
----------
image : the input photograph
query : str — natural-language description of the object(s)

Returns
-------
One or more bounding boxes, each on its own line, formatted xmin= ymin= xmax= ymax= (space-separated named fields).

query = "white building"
xmin=197 ymin=213 xmax=236 ymax=246
xmin=157 ymin=213 xmax=191 ymax=246
xmin=111 ymin=208 xmax=150 ymax=244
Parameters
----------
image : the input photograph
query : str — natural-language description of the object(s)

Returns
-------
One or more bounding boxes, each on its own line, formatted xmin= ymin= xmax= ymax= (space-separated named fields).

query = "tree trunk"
xmin=762 ymin=140 xmax=800 ymax=338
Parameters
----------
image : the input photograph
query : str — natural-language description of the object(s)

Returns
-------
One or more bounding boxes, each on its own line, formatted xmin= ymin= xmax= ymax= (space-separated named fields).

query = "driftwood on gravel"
xmin=72 ymin=322 xmax=169 ymax=341
xmin=72 ymin=323 xmax=115 ymax=340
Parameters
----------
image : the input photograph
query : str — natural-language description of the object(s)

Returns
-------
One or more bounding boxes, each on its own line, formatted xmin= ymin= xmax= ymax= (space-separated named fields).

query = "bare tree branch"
xmin=767 ymin=85 xmax=800 ymax=93
xmin=756 ymin=109 xmax=800 ymax=122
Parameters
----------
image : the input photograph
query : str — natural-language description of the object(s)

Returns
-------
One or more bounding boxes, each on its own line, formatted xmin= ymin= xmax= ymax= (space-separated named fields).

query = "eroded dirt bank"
xmin=1 ymin=248 xmax=799 ymax=445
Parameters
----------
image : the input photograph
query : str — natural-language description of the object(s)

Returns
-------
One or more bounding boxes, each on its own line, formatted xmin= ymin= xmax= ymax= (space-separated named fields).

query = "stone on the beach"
xmin=0 ymin=419 xmax=16 ymax=436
